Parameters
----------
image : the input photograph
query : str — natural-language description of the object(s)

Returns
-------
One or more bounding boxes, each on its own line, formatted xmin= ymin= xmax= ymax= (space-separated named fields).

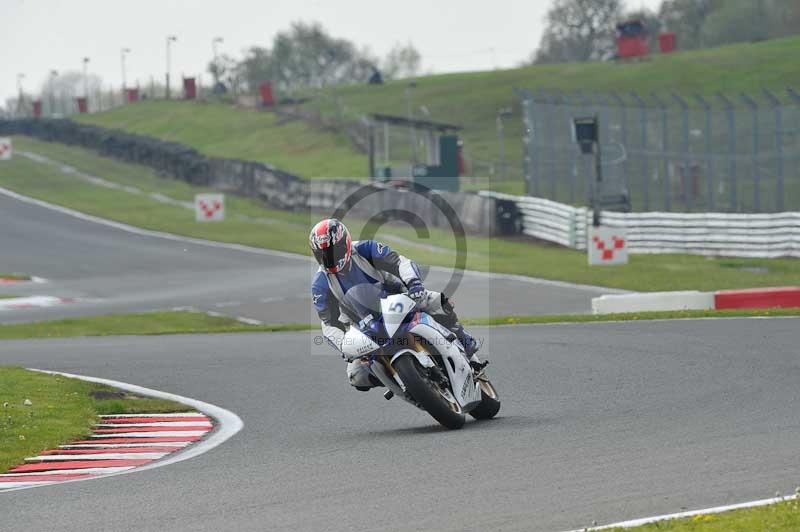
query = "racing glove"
xmin=406 ymin=279 xmax=426 ymax=302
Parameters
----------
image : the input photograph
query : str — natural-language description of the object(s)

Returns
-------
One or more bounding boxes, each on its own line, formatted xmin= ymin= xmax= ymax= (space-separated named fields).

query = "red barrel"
xmin=259 ymin=81 xmax=274 ymax=107
xmin=32 ymin=100 xmax=42 ymax=118
xmin=183 ymin=77 xmax=196 ymax=99
xmin=76 ymin=97 xmax=88 ymax=114
xmin=659 ymin=32 xmax=676 ymax=53
xmin=126 ymin=88 xmax=139 ymax=103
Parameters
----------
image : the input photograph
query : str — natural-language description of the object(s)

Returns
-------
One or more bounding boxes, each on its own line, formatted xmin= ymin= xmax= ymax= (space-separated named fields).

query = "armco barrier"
xmin=0 ymin=119 xmax=502 ymax=236
xmin=482 ymin=192 xmax=800 ymax=259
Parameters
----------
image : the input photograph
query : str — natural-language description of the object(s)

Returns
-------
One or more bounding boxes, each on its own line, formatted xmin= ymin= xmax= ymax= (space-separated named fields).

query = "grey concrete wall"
xmin=0 ymin=118 xmax=505 ymax=236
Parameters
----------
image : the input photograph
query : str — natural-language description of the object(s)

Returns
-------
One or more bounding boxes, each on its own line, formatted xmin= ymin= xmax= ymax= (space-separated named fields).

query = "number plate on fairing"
xmin=342 ymin=328 xmax=380 ymax=360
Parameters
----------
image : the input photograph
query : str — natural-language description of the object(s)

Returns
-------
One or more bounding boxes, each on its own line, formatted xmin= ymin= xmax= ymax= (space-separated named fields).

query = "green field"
xmin=75 ymin=99 xmax=366 ymax=178
xmin=0 ymin=367 xmax=186 ymax=473
xmin=75 ymin=36 xmax=800 ymax=196
xmin=4 ymin=135 xmax=800 ymax=293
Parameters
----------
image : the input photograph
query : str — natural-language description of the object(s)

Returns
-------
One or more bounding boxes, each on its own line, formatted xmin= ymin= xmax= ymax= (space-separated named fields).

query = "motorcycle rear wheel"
xmin=393 ymin=356 xmax=465 ymax=430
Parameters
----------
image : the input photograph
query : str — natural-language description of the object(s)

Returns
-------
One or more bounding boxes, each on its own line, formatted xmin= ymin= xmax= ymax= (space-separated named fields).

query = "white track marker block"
xmin=592 ymin=291 xmax=715 ymax=314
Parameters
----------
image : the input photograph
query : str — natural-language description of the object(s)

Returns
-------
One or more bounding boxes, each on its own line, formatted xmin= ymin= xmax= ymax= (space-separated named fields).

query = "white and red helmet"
xmin=309 ymin=218 xmax=352 ymax=273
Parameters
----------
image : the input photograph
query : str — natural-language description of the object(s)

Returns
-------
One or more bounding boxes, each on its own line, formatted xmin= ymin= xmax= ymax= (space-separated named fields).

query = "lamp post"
xmin=166 ymin=35 xmax=177 ymax=99
xmin=496 ymin=107 xmax=513 ymax=180
xmin=49 ymin=70 xmax=58 ymax=117
xmin=212 ymin=37 xmax=223 ymax=84
xmin=82 ymin=57 xmax=90 ymax=98
xmin=16 ymin=73 xmax=25 ymax=117
xmin=121 ymin=47 xmax=131 ymax=93
xmin=573 ymin=116 xmax=601 ymax=227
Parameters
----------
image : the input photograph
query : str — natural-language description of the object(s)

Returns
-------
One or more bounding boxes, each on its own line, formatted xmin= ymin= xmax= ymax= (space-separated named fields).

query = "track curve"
xmin=1 ymin=317 xmax=797 ymax=531
xmin=0 ymin=190 xmax=611 ymax=324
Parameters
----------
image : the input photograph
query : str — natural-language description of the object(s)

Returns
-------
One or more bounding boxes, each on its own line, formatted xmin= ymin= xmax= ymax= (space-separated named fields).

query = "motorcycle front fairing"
xmin=340 ymin=287 xmax=481 ymax=411
xmin=404 ymin=313 xmax=481 ymax=410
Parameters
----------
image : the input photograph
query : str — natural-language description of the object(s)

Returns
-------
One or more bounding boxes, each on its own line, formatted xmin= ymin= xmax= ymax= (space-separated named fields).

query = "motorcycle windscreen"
xmin=341 ymin=282 xmax=385 ymax=323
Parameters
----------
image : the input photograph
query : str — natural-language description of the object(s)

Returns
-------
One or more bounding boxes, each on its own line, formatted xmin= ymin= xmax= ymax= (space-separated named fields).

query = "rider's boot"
xmin=437 ymin=295 xmax=484 ymax=366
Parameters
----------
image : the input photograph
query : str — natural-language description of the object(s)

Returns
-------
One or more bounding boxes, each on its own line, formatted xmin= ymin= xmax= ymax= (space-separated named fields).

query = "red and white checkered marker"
xmin=588 ymin=226 xmax=628 ymax=265
xmin=194 ymin=193 xmax=225 ymax=222
xmin=0 ymin=412 xmax=213 ymax=490
xmin=0 ymin=137 xmax=12 ymax=161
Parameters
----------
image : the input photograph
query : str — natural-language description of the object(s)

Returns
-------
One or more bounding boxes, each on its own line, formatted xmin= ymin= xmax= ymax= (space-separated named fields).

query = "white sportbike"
xmin=341 ymin=288 xmax=500 ymax=430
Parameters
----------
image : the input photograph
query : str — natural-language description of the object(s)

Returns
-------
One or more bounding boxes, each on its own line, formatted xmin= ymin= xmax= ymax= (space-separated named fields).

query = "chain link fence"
xmin=518 ymin=88 xmax=800 ymax=213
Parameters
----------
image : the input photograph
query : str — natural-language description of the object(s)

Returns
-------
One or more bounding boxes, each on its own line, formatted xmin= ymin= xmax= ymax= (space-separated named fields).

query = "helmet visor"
xmin=314 ymin=238 xmax=349 ymax=272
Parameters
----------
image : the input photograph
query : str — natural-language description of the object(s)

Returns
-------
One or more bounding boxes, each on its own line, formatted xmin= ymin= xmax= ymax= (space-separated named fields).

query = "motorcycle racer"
xmin=309 ymin=218 xmax=482 ymax=391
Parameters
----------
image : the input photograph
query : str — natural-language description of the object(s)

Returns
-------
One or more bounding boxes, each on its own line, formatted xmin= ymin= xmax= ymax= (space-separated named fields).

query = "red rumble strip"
xmin=40 ymin=447 xmax=183 ymax=455
xmin=93 ymin=426 xmax=211 ymax=433
xmin=0 ymin=412 xmax=213 ymax=490
xmin=101 ymin=416 xmax=210 ymax=424
xmin=72 ymin=436 xmax=203 ymax=444
xmin=714 ymin=286 xmax=800 ymax=310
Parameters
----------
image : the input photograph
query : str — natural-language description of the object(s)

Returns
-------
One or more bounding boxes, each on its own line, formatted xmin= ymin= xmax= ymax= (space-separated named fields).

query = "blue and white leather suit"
xmin=311 ymin=240 xmax=475 ymax=389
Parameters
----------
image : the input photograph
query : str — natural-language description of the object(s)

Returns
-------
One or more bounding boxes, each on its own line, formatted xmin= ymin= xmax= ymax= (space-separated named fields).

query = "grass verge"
xmin=605 ymin=497 xmax=800 ymax=531
xmin=4 ymin=137 xmax=800 ymax=293
xmin=2 ymin=309 xmax=799 ymax=341
xmin=0 ymin=274 xmax=30 ymax=281
xmin=0 ymin=367 xmax=187 ymax=473
xmin=0 ymin=311 xmax=310 ymax=340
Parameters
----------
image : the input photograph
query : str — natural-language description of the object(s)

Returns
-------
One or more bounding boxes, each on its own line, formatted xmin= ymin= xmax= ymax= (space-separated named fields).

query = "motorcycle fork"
xmin=375 ymin=333 xmax=420 ymax=376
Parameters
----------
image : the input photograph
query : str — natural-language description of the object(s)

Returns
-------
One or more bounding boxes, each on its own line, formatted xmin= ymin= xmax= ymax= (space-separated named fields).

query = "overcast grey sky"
xmin=3 ymin=0 xmax=662 ymax=104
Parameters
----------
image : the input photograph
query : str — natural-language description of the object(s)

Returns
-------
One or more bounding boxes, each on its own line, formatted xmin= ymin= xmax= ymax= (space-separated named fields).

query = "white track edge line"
xmin=477 ymin=315 xmax=800 ymax=330
xmin=0 ymin=185 xmax=626 ymax=295
xmin=563 ymin=494 xmax=799 ymax=531
xmin=0 ymin=369 xmax=243 ymax=493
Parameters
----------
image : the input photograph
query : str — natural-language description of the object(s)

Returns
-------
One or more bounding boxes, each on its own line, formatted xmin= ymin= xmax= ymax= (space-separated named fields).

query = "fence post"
xmin=740 ymin=93 xmax=760 ymax=212
xmin=609 ymin=91 xmax=630 ymax=199
xmin=671 ymin=92 xmax=692 ymax=211
xmin=652 ymin=92 xmax=671 ymax=211
xmin=515 ymin=88 xmax=534 ymax=196
xmin=562 ymin=92 xmax=577 ymax=204
xmin=520 ymin=88 xmax=540 ymax=197
xmin=717 ymin=93 xmax=737 ymax=212
xmin=593 ymin=92 xmax=612 ymax=208
xmin=538 ymin=89 xmax=558 ymax=202
xmin=763 ymin=89 xmax=783 ymax=212
xmin=577 ymin=90 xmax=595 ymax=206
xmin=694 ymin=94 xmax=714 ymax=212
xmin=630 ymin=91 xmax=649 ymax=211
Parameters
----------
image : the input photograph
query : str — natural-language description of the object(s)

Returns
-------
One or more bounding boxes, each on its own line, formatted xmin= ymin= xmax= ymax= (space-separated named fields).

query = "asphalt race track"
xmin=2 ymin=191 xmax=799 ymax=531
xmin=1 ymin=318 xmax=798 ymax=531
xmin=0 ymin=192 xmax=612 ymax=324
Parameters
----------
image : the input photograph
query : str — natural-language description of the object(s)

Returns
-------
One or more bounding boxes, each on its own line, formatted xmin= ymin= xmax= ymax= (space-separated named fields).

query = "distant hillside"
xmin=77 ymin=100 xmax=367 ymax=179
xmin=78 ymin=36 xmax=800 ymax=194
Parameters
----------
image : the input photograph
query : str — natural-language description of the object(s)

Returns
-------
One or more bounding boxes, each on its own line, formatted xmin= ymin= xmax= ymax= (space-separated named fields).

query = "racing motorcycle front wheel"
xmin=469 ymin=374 xmax=501 ymax=420
xmin=393 ymin=355 xmax=465 ymax=430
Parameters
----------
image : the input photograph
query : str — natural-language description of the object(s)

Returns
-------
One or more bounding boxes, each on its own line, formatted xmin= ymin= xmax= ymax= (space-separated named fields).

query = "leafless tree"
xmin=381 ymin=43 xmax=422 ymax=80
xmin=534 ymin=0 xmax=624 ymax=63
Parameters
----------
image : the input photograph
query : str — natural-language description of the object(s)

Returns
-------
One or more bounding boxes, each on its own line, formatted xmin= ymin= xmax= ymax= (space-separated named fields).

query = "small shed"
xmin=616 ymin=19 xmax=650 ymax=59
xmin=368 ymin=113 xmax=463 ymax=192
